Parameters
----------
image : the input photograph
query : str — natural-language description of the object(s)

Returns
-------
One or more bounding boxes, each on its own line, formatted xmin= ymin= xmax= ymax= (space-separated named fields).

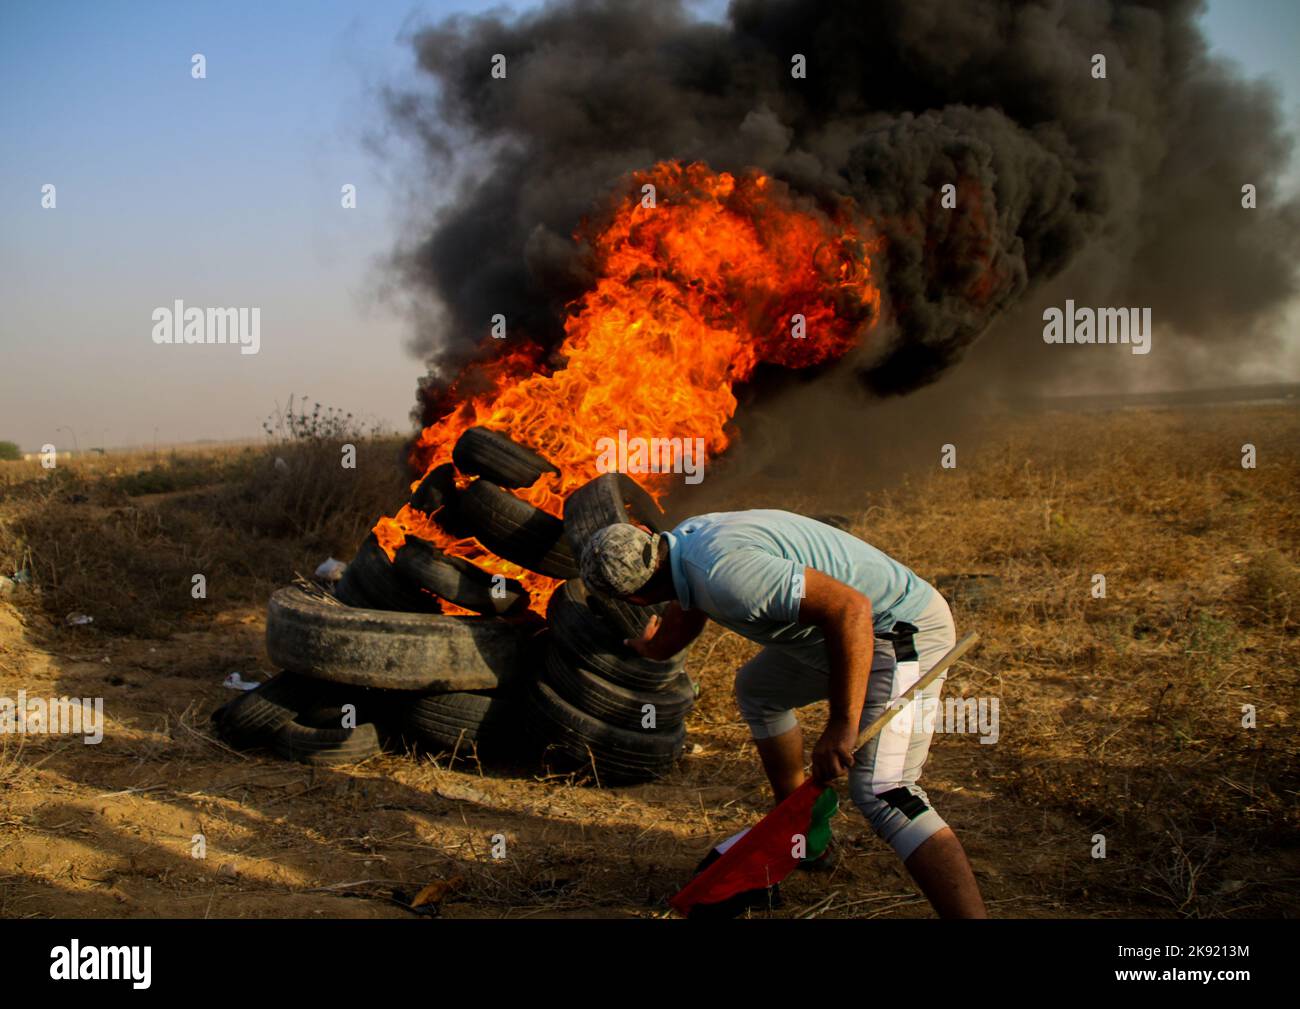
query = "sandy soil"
xmin=0 ymin=594 xmax=1201 ymax=920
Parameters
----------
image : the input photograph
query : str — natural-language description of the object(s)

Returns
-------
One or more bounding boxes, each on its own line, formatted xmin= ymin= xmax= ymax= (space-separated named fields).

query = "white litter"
xmin=65 ymin=613 xmax=94 ymax=626
xmin=315 ymin=557 xmax=347 ymax=582
xmin=222 ymin=672 xmax=263 ymax=692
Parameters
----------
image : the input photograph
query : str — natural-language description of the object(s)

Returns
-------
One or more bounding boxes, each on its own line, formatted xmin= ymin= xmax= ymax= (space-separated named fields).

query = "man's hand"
xmin=811 ymin=717 xmax=859 ymax=783
xmin=623 ymin=614 xmax=662 ymax=657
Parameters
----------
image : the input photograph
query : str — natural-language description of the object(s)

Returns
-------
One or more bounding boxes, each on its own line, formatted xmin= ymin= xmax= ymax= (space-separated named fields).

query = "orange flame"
xmin=375 ymin=161 xmax=882 ymax=613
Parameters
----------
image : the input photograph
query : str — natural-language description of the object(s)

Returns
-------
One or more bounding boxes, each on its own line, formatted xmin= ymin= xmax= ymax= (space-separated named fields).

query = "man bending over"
xmin=579 ymin=510 xmax=986 ymax=918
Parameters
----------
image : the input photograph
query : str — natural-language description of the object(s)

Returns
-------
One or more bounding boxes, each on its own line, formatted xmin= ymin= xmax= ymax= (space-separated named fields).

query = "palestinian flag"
xmin=670 ymin=780 xmax=839 ymax=917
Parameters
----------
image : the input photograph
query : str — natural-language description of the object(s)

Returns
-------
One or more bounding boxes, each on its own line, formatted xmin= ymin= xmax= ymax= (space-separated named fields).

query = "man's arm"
xmin=624 ymin=602 xmax=709 ymax=661
xmin=797 ymin=566 xmax=875 ymax=783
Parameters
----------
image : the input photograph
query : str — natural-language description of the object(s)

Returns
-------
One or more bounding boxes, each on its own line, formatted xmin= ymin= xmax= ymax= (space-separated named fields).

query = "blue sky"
xmin=0 ymin=0 xmax=1296 ymax=452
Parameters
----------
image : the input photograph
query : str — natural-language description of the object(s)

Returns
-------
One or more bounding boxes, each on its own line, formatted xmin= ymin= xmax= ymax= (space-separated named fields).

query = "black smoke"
xmin=385 ymin=0 xmax=1299 ymax=423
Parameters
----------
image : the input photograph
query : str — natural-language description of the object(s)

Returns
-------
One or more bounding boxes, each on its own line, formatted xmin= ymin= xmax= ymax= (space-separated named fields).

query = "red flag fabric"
xmin=670 ymin=778 xmax=827 ymax=916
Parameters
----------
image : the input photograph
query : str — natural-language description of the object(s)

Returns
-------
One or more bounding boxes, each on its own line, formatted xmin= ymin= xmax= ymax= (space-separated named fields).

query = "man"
xmin=579 ymin=511 xmax=987 ymax=918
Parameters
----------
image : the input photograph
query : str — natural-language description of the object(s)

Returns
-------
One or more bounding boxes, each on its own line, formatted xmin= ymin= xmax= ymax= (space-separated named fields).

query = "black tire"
xmin=543 ymin=645 xmax=695 ymax=731
xmin=585 ymin=590 xmax=667 ymax=641
xmin=210 ymin=697 xmax=235 ymax=728
xmin=394 ymin=536 xmax=529 ymax=616
xmin=547 ymin=580 xmax=684 ymax=691
xmin=335 ymin=535 xmax=441 ymax=613
xmin=452 ymin=427 xmax=559 ymax=489
xmin=458 ymin=479 xmax=579 ymax=579
xmin=332 ymin=561 xmax=373 ymax=608
xmin=214 ymin=672 xmax=313 ymax=745
xmin=562 ymin=473 xmax=667 ymax=555
xmin=271 ymin=719 xmax=382 ymax=766
xmin=561 ymin=473 xmax=670 ymax=636
xmin=525 ymin=679 xmax=685 ymax=784
xmin=266 ymin=584 xmax=542 ymax=691
xmin=408 ymin=463 xmax=474 ymax=538
xmin=294 ymin=687 xmax=395 ymax=730
xmin=405 ymin=690 xmax=519 ymax=752
xmin=409 ymin=463 xmax=455 ymax=514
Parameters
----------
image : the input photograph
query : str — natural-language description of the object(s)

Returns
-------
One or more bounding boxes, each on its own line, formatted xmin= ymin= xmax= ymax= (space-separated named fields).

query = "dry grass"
xmin=0 ymin=431 xmax=411 ymax=636
xmin=0 ymin=402 xmax=1296 ymax=918
xmin=841 ymin=405 xmax=1300 ymax=916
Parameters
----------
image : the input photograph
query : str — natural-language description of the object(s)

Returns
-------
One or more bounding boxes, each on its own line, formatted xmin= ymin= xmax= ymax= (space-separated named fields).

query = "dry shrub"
xmin=210 ymin=395 xmax=411 ymax=553
xmin=215 ymin=435 xmax=410 ymax=554
xmin=0 ymin=398 xmax=415 ymax=636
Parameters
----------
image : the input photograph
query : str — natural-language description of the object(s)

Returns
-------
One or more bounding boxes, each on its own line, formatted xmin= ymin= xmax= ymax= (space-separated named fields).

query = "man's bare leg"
xmin=903 ymin=826 xmax=988 ymax=918
xmin=756 ymin=728 xmax=985 ymax=917
xmin=754 ymin=726 xmax=805 ymax=803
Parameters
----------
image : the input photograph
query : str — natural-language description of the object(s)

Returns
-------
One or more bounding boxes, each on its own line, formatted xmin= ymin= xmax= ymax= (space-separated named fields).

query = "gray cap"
xmin=580 ymin=523 xmax=662 ymax=597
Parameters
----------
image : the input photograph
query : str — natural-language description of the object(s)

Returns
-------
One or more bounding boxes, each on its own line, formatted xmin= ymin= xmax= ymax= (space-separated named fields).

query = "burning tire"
xmin=271 ymin=719 xmax=382 ymax=766
xmin=403 ymin=689 xmax=520 ymax=754
xmin=526 ymin=678 xmax=685 ymax=784
xmin=452 ymin=426 xmax=559 ymax=489
xmin=562 ymin=472 xmax=667 ymax=550
xmin=409 ymin=462 xmax=455 ymax=514
xmin=547 ymin=580 xmax=683 ymax=691
xmin=393 ymin=536 xmax=529 ymax=617
xmin=266 ymin=584 xmax=542 ymax=692
xmin=407 ymin=462 xmax=473 ymax=536
xmin=334 ymin=535 xmax=441 ymax=613
xmin=542 ymin=643 xmax=695 ymax=732
xmin=458 ymin=479 xmax=579 ymax=579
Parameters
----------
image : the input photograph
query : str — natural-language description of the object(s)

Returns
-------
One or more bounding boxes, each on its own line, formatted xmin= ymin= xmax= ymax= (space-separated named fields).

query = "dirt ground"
xmin=1 ymin=404 xmax=1297 ymax=918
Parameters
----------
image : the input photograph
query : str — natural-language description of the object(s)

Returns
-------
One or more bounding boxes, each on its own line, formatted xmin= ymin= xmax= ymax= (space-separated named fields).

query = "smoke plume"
xmin=386 ymin=0 xmax=1300 ymax=424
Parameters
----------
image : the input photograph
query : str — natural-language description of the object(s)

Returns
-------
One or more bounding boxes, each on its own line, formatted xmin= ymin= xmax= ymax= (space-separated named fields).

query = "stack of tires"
xmin=212 ymin=583 xmax=539 ymax=764
xmin=225 ymin=426 xmax=694 ymax=781
xmin=530 ymin=580 xmax=691 ymax=783
xmin=333 ymin=425 xmax=577 ymax=617
xmin=521 ymin=473 xmax=693 ymax=783
xmin=285 ymin=424 xmax=566 ymax=760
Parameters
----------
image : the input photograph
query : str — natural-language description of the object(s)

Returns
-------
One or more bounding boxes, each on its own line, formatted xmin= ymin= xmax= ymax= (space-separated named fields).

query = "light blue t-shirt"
xmin=665 ymin=510 xmax=933 ymax=665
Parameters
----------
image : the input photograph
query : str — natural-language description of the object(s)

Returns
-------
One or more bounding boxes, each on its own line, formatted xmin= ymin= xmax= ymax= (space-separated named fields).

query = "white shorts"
xmin=734 ymin=591 xmax=957 ymax=861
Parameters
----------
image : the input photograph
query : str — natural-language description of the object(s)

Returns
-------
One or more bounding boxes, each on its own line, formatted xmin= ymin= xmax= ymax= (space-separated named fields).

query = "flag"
xmin=670 ymin=780 xmax=839 ymax=917
xmin=670 ymin=632 xmax=980 ymax=917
